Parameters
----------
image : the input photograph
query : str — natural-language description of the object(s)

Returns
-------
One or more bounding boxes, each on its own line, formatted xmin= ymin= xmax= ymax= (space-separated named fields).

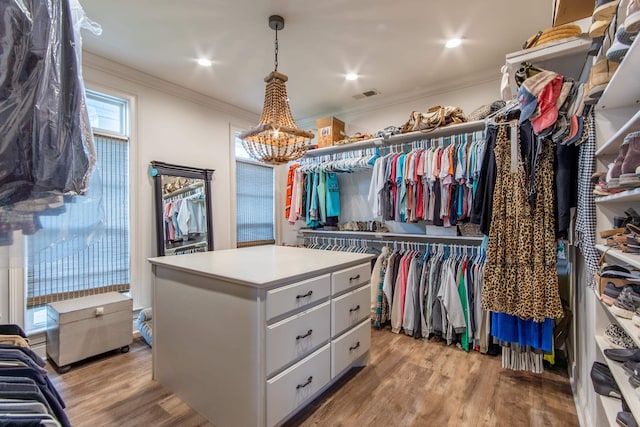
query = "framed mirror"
xmin=150 ymin=161 xmax=215 ymax=256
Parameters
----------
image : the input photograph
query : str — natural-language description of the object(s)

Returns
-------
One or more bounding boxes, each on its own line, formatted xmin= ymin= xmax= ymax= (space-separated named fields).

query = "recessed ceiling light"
xmin=445 ymin=38 xmax=462 ymax=49
xmin=345 ymin=73 xmax=359 ymax=81
xmin=197 ymin=58 xmax=213 ymax=67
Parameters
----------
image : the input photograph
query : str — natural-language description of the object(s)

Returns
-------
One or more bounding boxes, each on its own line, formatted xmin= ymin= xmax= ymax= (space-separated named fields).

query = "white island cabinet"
xmin=148 ymin=245 xmax=374 ymax=427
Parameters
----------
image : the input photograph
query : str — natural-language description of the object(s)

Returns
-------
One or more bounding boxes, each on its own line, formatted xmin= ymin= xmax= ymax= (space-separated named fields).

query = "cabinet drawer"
xmin=331 ymin=319 xmax=370 ymax=378
xmin=266 ymin=274 xmax=330 ymax=321
xmin=266 ymin=301 xmax=330 ymax=376
xmin=331 ymin=284 xmax=371 ymax=337
xmin=332 ymin=263 xmax=371 ymax=295
xmin=267 ymin=344 xmax=330 ymax=427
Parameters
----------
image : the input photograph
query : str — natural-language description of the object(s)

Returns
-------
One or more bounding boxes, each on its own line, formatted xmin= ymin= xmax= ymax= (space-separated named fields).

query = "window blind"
xmin=236 ymin=160 xmax=274 ymax=247
xmin=26 ymin=134 xmax=130 ymax=308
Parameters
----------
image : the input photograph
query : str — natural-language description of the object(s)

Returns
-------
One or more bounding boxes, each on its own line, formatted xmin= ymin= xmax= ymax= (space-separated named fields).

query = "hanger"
xmin=484 ymin=99 xmax=519 ymax=123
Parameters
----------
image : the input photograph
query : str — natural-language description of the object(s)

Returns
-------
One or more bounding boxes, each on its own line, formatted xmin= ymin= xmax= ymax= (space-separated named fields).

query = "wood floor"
xmin=48 ymin=328 xmax=579 ymax=427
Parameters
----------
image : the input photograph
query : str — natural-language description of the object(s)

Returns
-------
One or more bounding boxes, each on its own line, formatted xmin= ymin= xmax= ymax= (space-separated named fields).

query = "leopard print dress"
xmin=481 ymin=124 xmax=563 ymax=322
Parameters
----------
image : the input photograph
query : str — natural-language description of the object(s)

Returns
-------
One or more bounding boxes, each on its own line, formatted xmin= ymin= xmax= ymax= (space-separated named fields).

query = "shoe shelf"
xmin=598 ymin=394 xmax=621 ymax=427
xmin=597 ymin=36 xmax=640 ymax=111
xmin=598 ymin=295 xmax=640 ymax=349
xmin=595 ymin=187 xmax=640 ymax=203
xmin=596 ymin=109 xmax=640 ymax=156
xmin=595 ymin=335 xmax=640 ymax=422
xmin=597 ymin=244 xmax=640 ymax=270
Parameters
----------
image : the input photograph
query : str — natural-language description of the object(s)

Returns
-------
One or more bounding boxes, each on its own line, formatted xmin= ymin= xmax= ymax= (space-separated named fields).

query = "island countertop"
xmin=148 ymin=245 xmax=374 ymax=288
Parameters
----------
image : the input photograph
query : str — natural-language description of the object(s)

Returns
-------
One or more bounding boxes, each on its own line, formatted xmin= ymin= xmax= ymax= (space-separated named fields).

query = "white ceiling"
xmin=79 ymin=0 xmax=555 ymax=120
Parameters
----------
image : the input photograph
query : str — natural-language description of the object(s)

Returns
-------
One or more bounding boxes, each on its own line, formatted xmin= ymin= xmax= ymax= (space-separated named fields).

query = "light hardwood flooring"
xmin=48 ymin=328 xmax=579 ymax=427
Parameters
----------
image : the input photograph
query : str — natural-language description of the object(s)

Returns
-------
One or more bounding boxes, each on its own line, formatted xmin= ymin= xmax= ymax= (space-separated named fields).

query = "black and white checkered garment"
xmin=574 ymin=109 xmax=599 ymax=287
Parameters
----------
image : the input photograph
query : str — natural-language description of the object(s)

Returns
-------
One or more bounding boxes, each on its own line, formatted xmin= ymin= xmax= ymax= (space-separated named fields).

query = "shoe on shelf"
xmin=606 ymin=323 xmax=638 ymax=348
xmin=617 ymin=410 xmax=639 ymax=427
xmin=607 ymin=27 xmax=633 ymax=63
xmin=623 ymin=360 xmax=640 ymax=375
xmin=602 ymin=283 xmax=623 ymax=305
xmin=611 ymin=288 xmax=640 ymax=319
xmin=618 ymin=23 xmax=638 ymax=45
xmin=633 ymin=306 xmax=640 ymax=326
xmin=601 ymin=263 xmax=640 ymax=283
xmin=585 ymin=59 xmax=620 ymax=103
xmin=601 ymin=227 xmax=629 ymax=238
xmin=630 ymin=372 xmax=640 ymax=387
xmin=591 ymin=361 xmax=622 ymax=399
xmin=609 ymin=140 xmax=631 ymax=188
xmin=595 ymin=0 xmax=622 ymax=21
xmin=604 ymin=347 xmax=640 ymax=362
xmin=620 ymin=132 xmax=640 ymax=185
xmin=625 ymin=0 xmax=640 ymax=33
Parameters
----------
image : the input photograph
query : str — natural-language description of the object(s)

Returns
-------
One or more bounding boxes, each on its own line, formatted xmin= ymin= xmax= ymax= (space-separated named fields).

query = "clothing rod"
xmin=163 ymin=181 xmax=204 ymax=199
xmin=301 ymin=234 xmax=483 ymax=247
xmin=303 ymin=236 xmax=483 ymax=251
xmin=299 ymin=229 xmax=483 ymax=245
xmin=303 ymin=120 xmax=486 ymax=158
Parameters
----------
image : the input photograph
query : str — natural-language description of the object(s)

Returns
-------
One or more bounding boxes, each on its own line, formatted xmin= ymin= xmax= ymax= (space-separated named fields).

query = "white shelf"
xmin=595 ymin=335 xmax=640 ymax=422
xmin=505 ymin=35 xmax=591 ymax=63
xmin=304 ymin=120 xmax=486 ymax=158
xmin=599 ymin=296 xmax=640 ymax=349
xmin=597 ymin=36 xmax=640 ymax=110
xmin=597 ymin=244 xmax=640 ymax=270
xmin=505 ymin=36 xmax=591 ymax=95
xmin=598 ymin=394 xmax=621 ymax=427
xmin=596 ymin=110 xmax=640 ymax=156
xmin=595 ymin=187 xmax=640 ymax=203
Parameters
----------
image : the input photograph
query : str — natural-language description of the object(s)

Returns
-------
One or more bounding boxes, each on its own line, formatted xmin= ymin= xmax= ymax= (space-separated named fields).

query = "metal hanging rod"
xmin=299 ymin=229 xmax=483 ymax=245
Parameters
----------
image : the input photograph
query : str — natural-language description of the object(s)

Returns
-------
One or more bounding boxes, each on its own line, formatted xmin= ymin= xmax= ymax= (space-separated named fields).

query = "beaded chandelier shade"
xmin=239 ymin=15 xmax=314 ymax=165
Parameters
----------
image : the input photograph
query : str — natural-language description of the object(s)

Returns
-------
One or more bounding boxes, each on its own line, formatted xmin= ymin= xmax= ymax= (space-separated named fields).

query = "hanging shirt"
xmin=368 ymin=156 xmax=386 ymax=218
xmin=305 ymin=172 xmax=319 ymax=227
xmin=317 ymin=170 xmax=327 ymax=224
xmin=285 ymin=164 xmax=299 ymax=219
xmin=325 ymin=172 xmax=340 ymax=217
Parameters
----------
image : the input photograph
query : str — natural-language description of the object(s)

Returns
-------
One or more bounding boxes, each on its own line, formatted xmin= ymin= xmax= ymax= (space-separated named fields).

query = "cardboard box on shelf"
xmin=553 ymin=0 xmax=593 ymax=26
xmin=316 ymin=116 xmax=345 ymax=148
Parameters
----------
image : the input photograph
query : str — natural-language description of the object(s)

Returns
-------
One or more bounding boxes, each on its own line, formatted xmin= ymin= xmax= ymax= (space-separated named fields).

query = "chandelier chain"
xmin=274 ymin=28 xmax=279 ymax=72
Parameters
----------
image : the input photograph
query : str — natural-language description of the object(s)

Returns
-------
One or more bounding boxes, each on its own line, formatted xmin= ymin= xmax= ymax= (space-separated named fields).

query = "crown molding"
xmin=83 ymin=51 xmax=260 ymax=123
xmin=297 ymin=69 xmax=501 ymax=128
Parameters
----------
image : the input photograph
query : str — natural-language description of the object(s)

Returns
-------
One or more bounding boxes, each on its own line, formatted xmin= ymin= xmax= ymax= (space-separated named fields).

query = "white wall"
xmin=280 ymin=77 xmax=502 ymax=245
xmin=1 ymin=53 xmax=258 ymax=323
xmin=82 ymin=53 xmax=258 ymax=310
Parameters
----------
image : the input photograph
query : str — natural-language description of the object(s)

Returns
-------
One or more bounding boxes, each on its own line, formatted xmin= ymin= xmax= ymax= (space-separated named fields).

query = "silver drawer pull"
xmin=349 ymin=341 xmax=361 ymax=351
xmin=349 ymin=305 xmax=361 ymax=313
xmin=349 ymin=274 xmax=360 ymax=281
xmin=296 ymin=376 xmax=313 ymax=389
xmin=296 ymin=290 xmax=313 ymax=299
xmin=296 ymin=329 xmax=313 ymax=340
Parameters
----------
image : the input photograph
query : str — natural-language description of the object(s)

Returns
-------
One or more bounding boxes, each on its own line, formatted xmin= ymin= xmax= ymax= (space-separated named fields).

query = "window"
xmin=235 ymin=138 xmax=275 ymax=247
xmin=25 ymin=90 xmax=130 ymax=329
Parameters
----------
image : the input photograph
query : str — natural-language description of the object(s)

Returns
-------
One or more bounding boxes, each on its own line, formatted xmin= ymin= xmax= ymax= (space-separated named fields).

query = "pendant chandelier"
xmin=238 ymin=15 xmax=314 ymax=165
